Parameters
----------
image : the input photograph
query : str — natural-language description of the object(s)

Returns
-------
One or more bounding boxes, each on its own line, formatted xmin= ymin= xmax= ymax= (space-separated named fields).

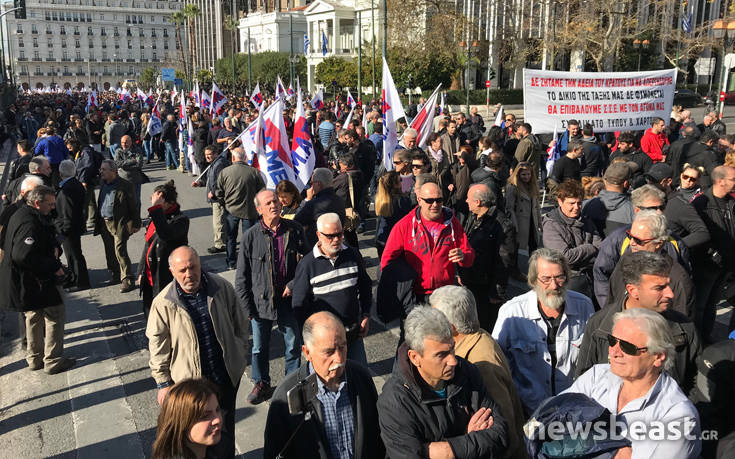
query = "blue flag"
xmin=303 ymin=34 xmax=310 ymax=55
xmin=682 ymin=11 xmax=692 ymax=34
xmin=322 ymin=31 xmax=328 ymax=56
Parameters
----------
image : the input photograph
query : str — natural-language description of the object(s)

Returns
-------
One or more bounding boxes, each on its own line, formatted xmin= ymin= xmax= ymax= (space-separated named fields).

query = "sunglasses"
xmin=626 ymin=230 xmax=657 ymax=246
xmin=420 ymin=197 xmax=444 ymax=205
xmin=681 ymin=174 xmax=698 ymax=182
xmin=411 ymin=164 xmax=424 ymax=169
xmin=393 ymin=160 xmax=403 ymax=165
xmin=319 ymin=231 xmax=343 ymax=239
xmin=607 ymin=334 xmax=648 ymax=356
xmin=637 ymin=204 xmax=665 ymax=212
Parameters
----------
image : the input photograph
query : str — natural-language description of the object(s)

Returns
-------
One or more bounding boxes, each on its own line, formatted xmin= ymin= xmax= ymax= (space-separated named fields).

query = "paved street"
xmin=1 ymin=103 xmax=734 ymax=458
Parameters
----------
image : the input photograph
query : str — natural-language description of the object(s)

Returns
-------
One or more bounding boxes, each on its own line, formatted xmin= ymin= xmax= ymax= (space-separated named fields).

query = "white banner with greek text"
xmin=523 ymin=68 xmax=678 ymax=133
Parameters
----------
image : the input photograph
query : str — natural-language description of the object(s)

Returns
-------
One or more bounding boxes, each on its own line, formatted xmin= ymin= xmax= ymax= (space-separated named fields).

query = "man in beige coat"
xmin=431 ymin=285 xmax=528 ymax=459
xmin=146 ymin=246 xmax=249 ymax=459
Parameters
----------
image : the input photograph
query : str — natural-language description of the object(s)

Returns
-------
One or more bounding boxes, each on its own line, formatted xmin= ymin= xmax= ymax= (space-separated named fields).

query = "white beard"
xmin=535 ymin=285 xmax=567 ymax=310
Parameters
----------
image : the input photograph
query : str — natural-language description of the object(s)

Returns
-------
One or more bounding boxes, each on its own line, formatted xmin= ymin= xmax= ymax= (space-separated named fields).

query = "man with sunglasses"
xmin=381 ymin=181 xmax=474 ymax=302
xmin=292 ymin=213 xmax=372 ymax=365
xmin=492 ymin=248 xmax=595 ymax=415
xmin=565 ymin=308 xmax=701 ymax=459
xmin=593 ymin=184 xmax=692 ymax=308
xmin=577 ymin=251 xmax=700 ymax=395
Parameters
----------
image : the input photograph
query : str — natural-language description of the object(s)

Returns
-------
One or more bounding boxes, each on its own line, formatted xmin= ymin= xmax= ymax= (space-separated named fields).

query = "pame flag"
xmin=310 ymin=89 xmax=324 ymax=110
xmin=201 ymin=90 xmax=211 ymax=112
xmin=257 ymin=97 xmax=297 ymax=189
xmin=251 ymin=83 xmax=263 ymax=109
xmin=290 ymin=86 xmax=315 ymax=191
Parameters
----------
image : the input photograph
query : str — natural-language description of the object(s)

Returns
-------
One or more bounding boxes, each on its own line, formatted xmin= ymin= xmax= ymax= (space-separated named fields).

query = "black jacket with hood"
xmin=582 ymin=189 xmax=635 ymax=237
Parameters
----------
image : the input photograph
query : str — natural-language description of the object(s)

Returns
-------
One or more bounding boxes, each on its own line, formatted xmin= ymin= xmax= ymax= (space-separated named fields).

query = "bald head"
xmin=168 ymin=246 xmax=201 ymax=294
xmin=303 ymin=311 xmax=345 ymax=348
xmin=120 ymin=135 xmax=132 ymax=150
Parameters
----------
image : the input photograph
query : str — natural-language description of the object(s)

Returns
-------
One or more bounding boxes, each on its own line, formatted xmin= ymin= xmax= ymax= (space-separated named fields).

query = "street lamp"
xmin=632 ymin=38 xmax=649 ymax=72
xmin=713 ymin=19 xmax=735 ymax=114
xmin=461 ymin=40 xmax=478 ymax=116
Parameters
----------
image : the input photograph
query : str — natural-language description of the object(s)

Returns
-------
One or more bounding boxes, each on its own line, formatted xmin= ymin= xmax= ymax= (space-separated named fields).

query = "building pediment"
xmin=304 ymin=0 xmax=352 ymax=15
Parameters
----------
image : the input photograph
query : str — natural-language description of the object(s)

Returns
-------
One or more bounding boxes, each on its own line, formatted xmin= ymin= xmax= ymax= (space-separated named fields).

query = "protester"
xmin=374 ymin=170 xmax=413 ymax=259
xmin=55 ymin=160 xmax=90 ymax=292
xmin=293 ymin=168 xmax=346 ymax=248
xmin=146 ymin=246 xmax=248 ymax=459
xmin=114 ymin=134 xmax=146 ymax=209
xmin=275 ymin=179 xmax=302 ymax=217
xmin=640 ymin=117 xmax=669 ymax=162
xmin=263 ymin=311 xmax=384 ymax=459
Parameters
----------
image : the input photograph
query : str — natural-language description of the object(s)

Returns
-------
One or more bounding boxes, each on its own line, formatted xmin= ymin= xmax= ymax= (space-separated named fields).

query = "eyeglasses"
xmin=420 ymin=197 xmax=444 ymax=205
xmin=411 ymin=164 xmax=424 ymax=169
xmin=319 ymin=231 xmax=343 ymax=240
xmin=637 ymin=204 xmax=665 ymax=211
xmin=537 ymin=275 xmax=566 ymax=285
xmin=680 ymin=174 xmax=698 ymax=182
xmin=607 ymin=334 xmax=648 ymax=356
xmin=626 ymin=230 xmax=657 ymax=246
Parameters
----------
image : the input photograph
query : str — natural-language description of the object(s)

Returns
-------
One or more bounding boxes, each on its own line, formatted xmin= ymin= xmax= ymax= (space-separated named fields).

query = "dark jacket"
xmin=192 ymin=126 xmax=208 ymax=162
xmin=161 ymin=119 xmax=178 ymax=143
xmin=8 ymin=154 xmax=32 ymax=182
xmin=114 ymin=146 xmax=145 ymax=185
xmin=264 ymin=360 xmax=384 ymax=459
xmin=214 ymin=162 xmax=266 ymax=220
xmin=201 ymin=154 xmax=230 ymax=203
xmin=75 ymin=146 xmax=103 ymax=186
xmin=55 ymin=177 xmax=86 ymax=236
xmin=582 ymin=189 xmax=635 ymax=237
xmin=471 ymin=167 xmax=506 ymax=211
xmin=575 ymin=294 xmax=701 ymax=394
xmin=85 ymin=117 xmax=103 ymax=144
xmin=376 ymin=256 xmax=417 ymax=323
xmin=684 ymin=142 xmax=720 ymax=189
xmin=93 ymin=177 xmax=141 ymax=237
xmin=457 ymin=208 xmax=504 ymax=286
xmin=0 ymin=204 xmax=63 ymax=311
xmin=234 ymin=218 xmax=308 ymax=320
xmin=378 ymin=343 xmax=508 ymax=459
xmin=3 ymin=173 xmax=52 ymax=206
xmin=293 ymin=187 xmax=346 ymax=247
xmin=549 ymin=155 xmax=581 ymax=184
xmin=580 ymin=137 xmax=605 ymax=177
xmin=607 ymin=253 xmax=695 ymax=318
xmin=692 ymin=188 xmax=735 ymax=267
xmin=136 ymin=204 xmax=189 ymax=295
xmin=666 ymin=137 xmax=697 ymax=188
xmin=333 ymin=168 xmax=365 ymax=210
xmin=592 ymin=225 xmax=691 ymax=308
xmin=609 ymin=148 xmax=652 ymax=188
xmin=542 ymin=207 xmax=602 ymax=273
xmin=665 ymin=189 xmax=711 ymax=251
xmin=375 ymin=196 xmax=413 ymax=254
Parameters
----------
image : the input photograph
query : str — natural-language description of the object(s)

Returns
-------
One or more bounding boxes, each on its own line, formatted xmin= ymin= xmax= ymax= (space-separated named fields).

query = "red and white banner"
xmin=410 ymin=84 xmax=441 ymax=149
xmin=257 ymin=97 xmax=297 ymax=189
xmin=291 ymin=85 xmax=316 ymax=191
xmin=523 ymin=68 xmax=677 ymax=133
xmin=381 ymin=57 xmax=406 ymax=171
xmin=251 ymin=83 xmax=263 ymax=109
xmin=211 ymin=81 xmax=227 ymax=115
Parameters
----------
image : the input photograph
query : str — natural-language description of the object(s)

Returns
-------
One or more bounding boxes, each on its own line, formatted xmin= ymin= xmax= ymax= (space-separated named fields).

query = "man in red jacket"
xmin=639 ymin=117 xmax=669 ymax=163
xmin=381 ymin=181 xmax=474 ymax=301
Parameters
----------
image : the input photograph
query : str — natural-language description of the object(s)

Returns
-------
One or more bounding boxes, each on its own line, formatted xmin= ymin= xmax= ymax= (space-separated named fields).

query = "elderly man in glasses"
xmin=564 ymin=308 xmax=701 ymax=459
xmin=492 ymin=248 xmax=595 ymax=416
xmin=292 ymin=213 xmax=372 ymax=365
xmin=381 ymin=181 xmax=474 ymax=303
xmin=576 ymin=250 xmax=701 ymax=396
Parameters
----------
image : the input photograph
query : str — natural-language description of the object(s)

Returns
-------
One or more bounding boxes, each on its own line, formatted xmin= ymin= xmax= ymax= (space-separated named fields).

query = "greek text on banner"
xmin=522 ymin=68 xmax=678 ymax=134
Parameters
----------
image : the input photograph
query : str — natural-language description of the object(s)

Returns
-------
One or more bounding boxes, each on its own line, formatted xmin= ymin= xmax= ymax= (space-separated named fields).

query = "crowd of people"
xmin=1 ymin=86 xmax=735 ymax=459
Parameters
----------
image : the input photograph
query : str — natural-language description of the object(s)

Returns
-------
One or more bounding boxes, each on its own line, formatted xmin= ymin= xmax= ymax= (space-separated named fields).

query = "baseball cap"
xmin=604 ymin=162 xmax=632 ymax=185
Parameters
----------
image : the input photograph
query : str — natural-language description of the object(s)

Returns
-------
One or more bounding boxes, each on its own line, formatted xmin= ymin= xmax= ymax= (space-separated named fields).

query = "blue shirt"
xmin=176 ymin=273 xmax=229 ymax=386
xmin=311 ymin=363 xmax=355 ymax=459
xmin=98 ymin=178 xmax=117 ymax=218
xmin=564 ymin=364 xmax=701 ymax=459
xmin=318 ymin=121 xmax=335 ymax=149
xmin=369 ymin=133 xmax=383 ymax=160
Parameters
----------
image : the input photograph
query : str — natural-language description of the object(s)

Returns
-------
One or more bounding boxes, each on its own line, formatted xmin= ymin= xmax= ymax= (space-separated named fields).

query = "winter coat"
xmin=8 ymin=154 xmax=32 ymax=182
xmin=683 ymin=143 xmax=721 ymax=189
xmin=234 ymin=218 xmax=308 ymax=321
xmin=264 ymin=360 xmax=384 ymax=459
xmin=192 ymin=126 xmax=208 ymax=163
xmin=0 ymin=204 xmax=63 ymax=312
xmin=137 ymin=205 xmax=189 ymax=296
xmin=214 ymin=162 xmax=266 ymax=220
xmin=457 ymin=209 xmax=504 ymax=287
xmin=692 ymin=188 xmax=735 ymax=267
xmin=93 ymin=177 xmax=141 ymax=238
xmin=665 ymin=189 xmax=711 ymax=251
xmin=201 ymin=154 xmax=230 ymax=204
xmin=34 ymin=135 xmax=68 ymax=165
xmin=582 ymin=189 xmax=635 ymax=237
xmin=114 ymin=146 xmax=146 ymax=185
xmin=378 ymin=343 xmax=508 ymax=459
xmin=580 ymin=136 xmax=605 ymax=177
xmin=55 ymin=177 xmax=86 ymax=236
xmin=505 ymin=184 xmax=541 ymax=250
xmin=74 ymin=146 xmax=103 ymax=187
xmin=575 ymin=294 xmax=701 ymax=395
xmin=542 ymin=207 xmax=602 ymax=273
xmin=293 ymin=187 xmax=346 ymax=248
xmin=381 ymin=206 xmax=475 ymax=295
xmin=375 ymin=195 xmax=413 ymax=253
xmin=471 ymin=167 xmax=506 ymax=211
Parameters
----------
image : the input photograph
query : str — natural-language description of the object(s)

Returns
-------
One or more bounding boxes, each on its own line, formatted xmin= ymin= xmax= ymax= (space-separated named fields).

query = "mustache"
xmin=329 ymin=363 xmax=345 ymax=372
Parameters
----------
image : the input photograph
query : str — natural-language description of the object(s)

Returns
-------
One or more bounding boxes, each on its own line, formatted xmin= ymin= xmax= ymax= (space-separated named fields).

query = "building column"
xmin=333 ymin=17 xmax=338 ymax=55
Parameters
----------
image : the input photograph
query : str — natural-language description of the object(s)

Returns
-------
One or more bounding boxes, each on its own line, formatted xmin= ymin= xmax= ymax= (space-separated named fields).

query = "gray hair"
xmin=404 ymin=306 xmax=453 ymax=355
xmin=469 ymin=184 xmax=496 ymax=207
xmin=28 ymin=156 xmax=47 ymax=174
xmin=632 ymin=210 xmax=668 ymax=243
xmin=302 ymin=311 xmax=345 ymax=348
xmin=430 ymin=286 xmax=479 ymax=334
xmin=415 ymin=173 xmax=437 ymax=189
xmin=312 ymin=168 xmax=333 ymax=188
xmin=230 ymin=147 xmax=244 ymax=160
xmin=613 ymin=307 xmax=675 ymax=372
xmin=59 ymin=159 xmax=76 ymax=179
xmin=620 ymin=251 xmax=672 ymax=287
xmin=631 ymin=184 xmax=666 ymax=208
xmin=19 ymin=175 xmax=44 ymax=196
xmin=101 ymin=159 xmax=117 ymax=171
xmin=253 ymin=188 xmax=272 ymax=207
xmin=403 ymin=127 xmax=418 ymax=139
xmin=316 ymin=212 xmax=342 ymax=232
xmin=567 ymin=140 xmax=584 ymax=152
xmin=527 ymin=248 xmax=571 ymax=288
xmin=24 ymin=184 xmax=55 ymax=206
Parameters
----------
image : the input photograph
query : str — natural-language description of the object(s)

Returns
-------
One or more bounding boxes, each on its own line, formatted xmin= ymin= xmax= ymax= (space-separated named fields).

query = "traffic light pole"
xmin=0 ymin=7 xmax=22 ymax=83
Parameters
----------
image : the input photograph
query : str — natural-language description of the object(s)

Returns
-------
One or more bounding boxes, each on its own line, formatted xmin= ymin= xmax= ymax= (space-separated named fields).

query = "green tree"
xmin=196 ymin=68 xmax=213 ymax=85
xmin=182 ymin=4 xmax=201 ymax=77
xmin=171 ymin=11 xmax=189 ymax=83
xmin=316 ymin=56 xmax=357 ymax=89
xmin=138 ymin=66 xmax=158 ymax=89
xmin=214 ymin=52 xmax=306 ymax=87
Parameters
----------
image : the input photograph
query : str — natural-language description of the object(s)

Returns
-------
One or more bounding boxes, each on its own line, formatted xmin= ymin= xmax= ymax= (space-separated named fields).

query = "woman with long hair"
xmin=448 ymin=145 xmax=476 ymax=221
xmin=375 ymin=171 xmax=412 ymax=260
xmin=275 ymin=179 xmax=303 ymax=218
xmin=137 ymin=180 xmax=190 ymax=317
xmin=152 ymin=379 xmax=222 ymax=459
xmin=505 ymin=161 xmax=542 ymax=279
